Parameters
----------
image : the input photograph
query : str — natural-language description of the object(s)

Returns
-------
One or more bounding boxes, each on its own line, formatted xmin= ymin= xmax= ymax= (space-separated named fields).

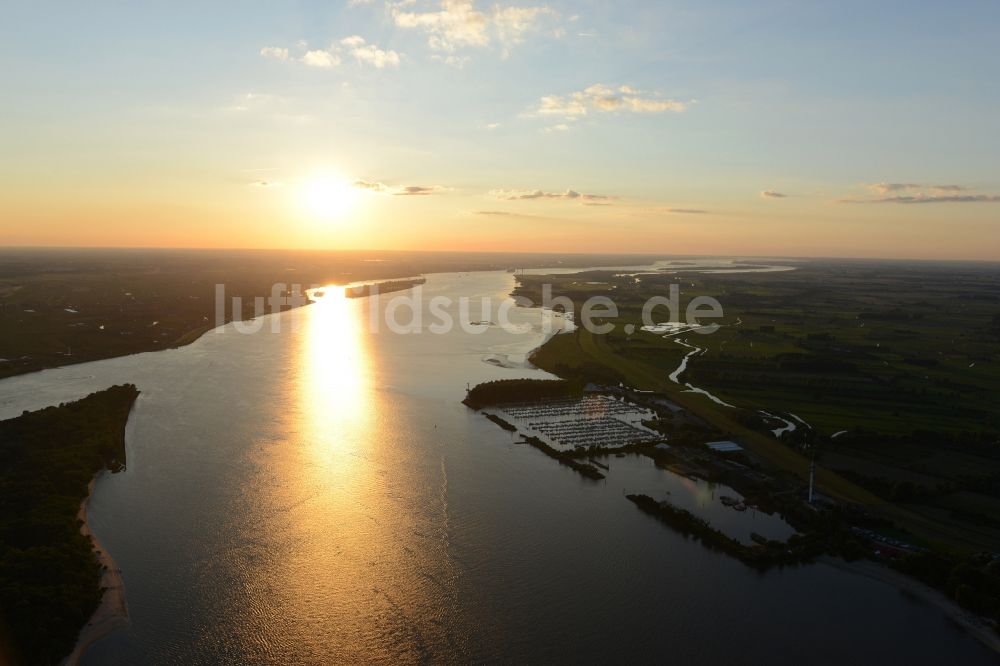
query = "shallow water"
xmin=0 ymin=270 xmax=995 ymax=665
xmin=594 ymin=453 xmax=797 ymax=544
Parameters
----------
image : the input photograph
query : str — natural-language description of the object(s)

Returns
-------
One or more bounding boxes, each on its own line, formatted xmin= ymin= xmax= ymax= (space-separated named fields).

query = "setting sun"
xmin=300 ymin=176 xmax=358 ymax=219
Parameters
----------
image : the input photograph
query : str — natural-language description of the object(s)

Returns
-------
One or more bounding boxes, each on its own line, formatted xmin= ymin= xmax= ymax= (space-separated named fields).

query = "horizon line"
xmin=0 ymin=244 xmax=997 ymax=264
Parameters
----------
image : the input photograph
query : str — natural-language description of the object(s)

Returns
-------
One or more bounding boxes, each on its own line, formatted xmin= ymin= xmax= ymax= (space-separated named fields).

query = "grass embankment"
xmin=0 ymin=385 xmax=139 ymax=665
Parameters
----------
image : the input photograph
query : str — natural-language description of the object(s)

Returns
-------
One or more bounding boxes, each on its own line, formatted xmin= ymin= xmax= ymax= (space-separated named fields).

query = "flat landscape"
xmin=516 ymin=259 xmax=1000 ymax=553
xmin=0 ymin=249 xmax=648 ymax=379
xmin=5 ymin=2 xmax=1000 ymax=662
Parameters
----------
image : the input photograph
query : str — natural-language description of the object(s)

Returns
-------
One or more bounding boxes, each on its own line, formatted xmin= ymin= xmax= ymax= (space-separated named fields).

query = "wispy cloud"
xmin=395 ymin=185 xmax=445 ymax=196
xmin=490 ymin=188 xmax=618 ymax=203
xmin=259 ymin=46 xmax=289 ymax=61
xmin=260 ymin=36 xmax=399 ymax=69
xmin=431 ymin=53 xmax=471 ymax=68
xmin=842 ymin=194 xmax=1000 ymax=204
xmin=665 ymin=208 xmax=709 ymax=214
xmin=301 ymin=49 xmax=340 ymax=68
xmin=840 ymin=183 xmax=999 ymax=204
xmin=353 ymin=180 xmax=390 ymax=193
xmin=493 ymin=6 xmax=557 ymax=56
xmin=473 ymin=210 xmax=551 ymax=220
xmin=536 ymin=84 xmax=687 ymax=117
xmin=268 ymin=3 xmax=555 ymax=72
xmin=352 ymin=180 xmax=446 ymax=196
xmin=392 ymin=0 xmax=490 ymax=51
xmin=341 ymin=35 xmax=401 ymax=68
xmin=868 ymin=182 xmax=967 ymax=196
xmin=760 ymin=190 xmax=787 ymax=199
xmin=391 ymin=0 xmax=558 ymax=60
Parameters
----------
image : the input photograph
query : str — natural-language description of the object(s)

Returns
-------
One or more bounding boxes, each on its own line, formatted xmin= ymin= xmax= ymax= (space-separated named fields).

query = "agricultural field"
xmin=518 ymin=258 xmax=1000 ymax=553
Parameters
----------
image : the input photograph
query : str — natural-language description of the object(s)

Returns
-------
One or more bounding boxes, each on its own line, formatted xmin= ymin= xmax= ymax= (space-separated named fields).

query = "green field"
xmin=519 ymin=259 xmax=1000 ymax=553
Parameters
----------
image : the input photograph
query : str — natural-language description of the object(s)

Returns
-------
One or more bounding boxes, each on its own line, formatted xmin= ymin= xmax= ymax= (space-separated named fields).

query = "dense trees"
xmin=894 ymin=551 xmax=1000 ymax=629
xmin=462 ymin=379 xmax=580 ymax=409
xmin=0 ymin=384 xmax=138 ymax=665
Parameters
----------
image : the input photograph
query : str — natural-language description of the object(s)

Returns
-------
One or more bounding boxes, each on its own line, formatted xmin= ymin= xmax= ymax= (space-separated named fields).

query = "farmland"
xmin=517 ymin=259 xmax=1000 ymax=553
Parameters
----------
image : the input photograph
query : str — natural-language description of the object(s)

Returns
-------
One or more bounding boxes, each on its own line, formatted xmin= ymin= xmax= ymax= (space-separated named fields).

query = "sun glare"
xmin=300 ymin=176 xmax=358 ymax=219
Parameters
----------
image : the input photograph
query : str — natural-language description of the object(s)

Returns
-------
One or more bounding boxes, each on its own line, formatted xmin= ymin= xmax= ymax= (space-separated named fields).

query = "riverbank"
xmin=819 ymin=556 xmax=1000 ymax=655
xmin=0 ymin=247 xmax=652 ymax=381
xmin=62 ymin=475 xmax=129 ymax=666
xmin=0 ymin=384 xmax=138 ymax=664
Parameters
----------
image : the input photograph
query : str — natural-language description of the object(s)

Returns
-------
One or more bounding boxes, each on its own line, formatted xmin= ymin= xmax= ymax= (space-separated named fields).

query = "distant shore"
xmin=0 ymin=275 xmax=432 ymax=382
xmin=62 ymin=475 xmax=128 ymax=666
xmin=819 ymin=556 xmax=1000 ymax=655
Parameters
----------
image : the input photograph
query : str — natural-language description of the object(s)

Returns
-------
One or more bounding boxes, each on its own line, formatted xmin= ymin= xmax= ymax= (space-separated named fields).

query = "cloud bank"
xmin=490 ymin=188 xmax=618 ymax=203
xmin=841 ymin=183 xmax=1000 ymax=204
xmin=843 ymin=194 xmax=1000 ymax=204
xmin=391 ymin=0 xmax=558 ymax=58
xmin=869 ymin=183 xmax=967 ymax=195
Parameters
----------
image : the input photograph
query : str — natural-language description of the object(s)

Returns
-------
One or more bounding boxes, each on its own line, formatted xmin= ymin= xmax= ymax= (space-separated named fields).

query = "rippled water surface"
xmin=0 ymin=270 xmax=995 ymax=665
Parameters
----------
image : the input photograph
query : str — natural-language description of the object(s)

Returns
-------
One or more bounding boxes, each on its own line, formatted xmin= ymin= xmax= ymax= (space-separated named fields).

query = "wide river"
xmin=0 ymin=270 xmax=995 ymax=664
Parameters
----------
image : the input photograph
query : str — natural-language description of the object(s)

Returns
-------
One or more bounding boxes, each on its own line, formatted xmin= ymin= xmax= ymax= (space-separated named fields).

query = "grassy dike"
xmin=0 ymin=385 xmax=139 ymax=665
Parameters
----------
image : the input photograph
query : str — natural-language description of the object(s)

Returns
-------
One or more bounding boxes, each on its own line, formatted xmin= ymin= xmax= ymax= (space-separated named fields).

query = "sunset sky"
xmin=2 ymin=1 xmax=998 ymax=259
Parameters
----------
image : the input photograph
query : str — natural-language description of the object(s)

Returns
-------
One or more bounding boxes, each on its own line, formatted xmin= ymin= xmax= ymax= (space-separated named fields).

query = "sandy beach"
xmin=62 ymin=474 xmax=128 ymax=666
xmin=820 ymin=556 xmax=1000 ymax=655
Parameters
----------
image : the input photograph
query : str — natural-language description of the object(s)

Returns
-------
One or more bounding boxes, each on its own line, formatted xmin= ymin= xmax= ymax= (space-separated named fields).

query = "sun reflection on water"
xmin=300 ymin=287 xmax=373 ymax=445
xmin=268 ymin=288 xmax=453 ymax=661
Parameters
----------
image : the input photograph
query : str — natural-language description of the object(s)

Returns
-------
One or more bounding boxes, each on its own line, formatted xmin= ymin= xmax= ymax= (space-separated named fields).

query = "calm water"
xmin=0 ymin=270 xmax=995 ymax=665
xmin=592 ymin=453 xmax=797 ymax=545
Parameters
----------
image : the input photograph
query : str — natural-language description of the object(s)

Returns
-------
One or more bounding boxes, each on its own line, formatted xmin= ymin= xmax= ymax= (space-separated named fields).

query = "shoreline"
xmin=819 ymin=555 xmax=1000 ymax=655
xmin=62 ymin=474 xmax=128 ymax=666
xmin=0 ymin=262 xmax=626 ymax=383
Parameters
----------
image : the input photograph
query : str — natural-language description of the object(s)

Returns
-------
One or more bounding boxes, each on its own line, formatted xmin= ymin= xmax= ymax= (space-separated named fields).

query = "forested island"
xmin=462 ymin=378 xmax=581 ymax=409
xmin=0 ymin=384 xmax=138 ymax=665
xmin=345 ymin=277 xmax=426 ymax=298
